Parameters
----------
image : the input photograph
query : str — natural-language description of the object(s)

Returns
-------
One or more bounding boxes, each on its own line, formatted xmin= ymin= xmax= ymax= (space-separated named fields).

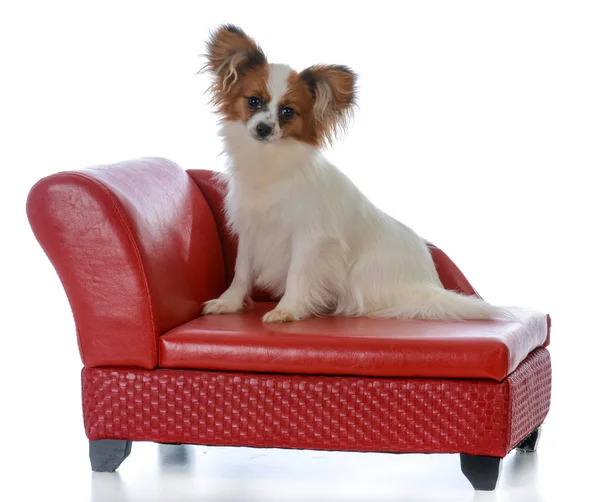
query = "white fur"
xmin=246 ymin=64 xmax=293 ymax=142
xmin=203 ymin=67 xmax=510 ymax=323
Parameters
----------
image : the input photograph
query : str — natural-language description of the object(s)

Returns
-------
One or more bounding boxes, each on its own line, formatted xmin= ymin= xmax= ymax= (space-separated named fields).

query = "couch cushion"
xmin=159 ymin=303 xmax=550 ymax=381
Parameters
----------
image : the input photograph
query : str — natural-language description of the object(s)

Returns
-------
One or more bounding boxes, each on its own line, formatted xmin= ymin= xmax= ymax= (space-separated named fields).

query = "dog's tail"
xmin=368 ymin=285 xmax=514 ymax=321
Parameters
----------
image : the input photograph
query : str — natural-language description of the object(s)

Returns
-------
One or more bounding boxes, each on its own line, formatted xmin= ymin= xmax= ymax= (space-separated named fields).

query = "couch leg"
xmin=89 ymin=440 xmax=132 ymax=472
xmin=460 ymin=454 xmax=503 ymax=491
xmin=516 ymin=425 xmax=542 ymax=453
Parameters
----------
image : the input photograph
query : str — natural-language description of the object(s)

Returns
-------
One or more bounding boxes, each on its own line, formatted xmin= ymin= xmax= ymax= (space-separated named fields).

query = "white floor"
xmin=4 ymin=418 xmax=596 ymax=502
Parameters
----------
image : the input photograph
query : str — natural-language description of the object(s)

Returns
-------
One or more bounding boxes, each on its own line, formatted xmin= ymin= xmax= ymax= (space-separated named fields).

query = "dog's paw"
xmin=262 ymin=309 xmax=299 ymax=323
xmin=202 ymin=298 xmax=243 ymax=315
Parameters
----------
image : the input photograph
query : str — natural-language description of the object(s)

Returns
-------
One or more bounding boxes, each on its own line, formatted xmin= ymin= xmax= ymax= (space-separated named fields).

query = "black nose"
xmin=256 ymin=122 xmax=272 ymax=138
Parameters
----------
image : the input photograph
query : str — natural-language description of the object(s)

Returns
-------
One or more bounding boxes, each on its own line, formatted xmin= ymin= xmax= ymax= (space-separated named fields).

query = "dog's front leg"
xmin=203 ymin=235 xmax=253 ymax=315
xmin=262 ymin=238 xmax=317 ymax=323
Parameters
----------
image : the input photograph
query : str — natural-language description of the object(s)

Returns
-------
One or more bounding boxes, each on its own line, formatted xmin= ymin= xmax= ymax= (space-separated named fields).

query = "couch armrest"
xmin=26 ymin=157 xmax=226 ymax=369
xmin=425 ymin=241 xmax=481 ymax=298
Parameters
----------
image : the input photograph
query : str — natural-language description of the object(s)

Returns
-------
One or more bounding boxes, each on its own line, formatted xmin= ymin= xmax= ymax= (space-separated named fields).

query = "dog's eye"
xmin=280 ymin=106 xmax=296 ymax=120
xmin=248 ymin=96 xmax=263 ymax=109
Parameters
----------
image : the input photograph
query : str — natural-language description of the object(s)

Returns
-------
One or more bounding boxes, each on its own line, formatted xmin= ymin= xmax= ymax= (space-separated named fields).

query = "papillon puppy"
xmin=201 ymin=24 xmax=508 ymax=323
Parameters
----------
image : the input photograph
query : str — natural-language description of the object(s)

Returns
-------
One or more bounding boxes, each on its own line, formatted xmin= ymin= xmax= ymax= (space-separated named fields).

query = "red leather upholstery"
xmin=427 ymin=244 xmax=480 ymax=297
xmin=28 ymin=160 xmax=550 ymax=377
xmin=160 ymin=302 xmax=549 ymax=381
xmin=26 ymin=158 xmax=226 ymax=368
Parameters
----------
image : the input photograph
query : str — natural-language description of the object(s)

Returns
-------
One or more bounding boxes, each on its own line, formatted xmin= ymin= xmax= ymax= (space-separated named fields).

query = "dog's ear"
xmin=300 ymin=65 xmax=357 ymax=143
xmin=204 ymin=25 xmax=266 ymax=94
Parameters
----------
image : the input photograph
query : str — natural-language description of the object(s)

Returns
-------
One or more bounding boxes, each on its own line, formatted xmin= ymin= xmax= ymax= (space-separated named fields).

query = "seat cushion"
xmin=159 ymin=303 xmax=550 ymax=381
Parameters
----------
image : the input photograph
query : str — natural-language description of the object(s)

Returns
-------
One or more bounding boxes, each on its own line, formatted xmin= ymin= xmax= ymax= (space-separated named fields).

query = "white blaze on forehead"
xmin=246 ymin=64 xmax=293 ymax=141
xmin=267 ymin=64 xmax=293 ymax=109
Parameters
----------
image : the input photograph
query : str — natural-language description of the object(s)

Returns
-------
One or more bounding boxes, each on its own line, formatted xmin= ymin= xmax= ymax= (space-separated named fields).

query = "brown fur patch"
xmin=204 ymin=24 xmax=269 ymax=120
xmin=299 ymin=65 xmax=357 ymax=145
xmin=277 ymin=71 xmax=322 ymax=146
xmin=221 ymin=66 xmax=270 ymax=122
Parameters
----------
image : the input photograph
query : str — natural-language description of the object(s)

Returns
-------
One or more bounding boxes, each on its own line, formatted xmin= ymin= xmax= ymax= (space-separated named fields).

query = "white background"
xmin=1 ymin=1 xmax=599 ymax=500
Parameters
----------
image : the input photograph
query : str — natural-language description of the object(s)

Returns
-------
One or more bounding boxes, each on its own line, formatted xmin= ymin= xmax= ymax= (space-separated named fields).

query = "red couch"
xmin=26 ymin=157 xmax=551 ymax=491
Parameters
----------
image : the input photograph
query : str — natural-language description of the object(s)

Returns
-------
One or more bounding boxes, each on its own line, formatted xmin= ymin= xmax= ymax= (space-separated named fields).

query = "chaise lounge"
xmin=26 ymin=157 xmax=551 ymax=491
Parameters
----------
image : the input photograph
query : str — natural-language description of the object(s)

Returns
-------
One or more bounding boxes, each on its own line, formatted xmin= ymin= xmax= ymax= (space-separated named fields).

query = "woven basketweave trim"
xmin=506 ymin=348 xmax=552 ymax=449
xmin=82 ymin=348 xmax=550 ymax=457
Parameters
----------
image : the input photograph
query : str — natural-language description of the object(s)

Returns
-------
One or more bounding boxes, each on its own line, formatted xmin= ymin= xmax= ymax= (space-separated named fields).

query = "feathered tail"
xmin=368 ymin=285 xmax=514 ymax=321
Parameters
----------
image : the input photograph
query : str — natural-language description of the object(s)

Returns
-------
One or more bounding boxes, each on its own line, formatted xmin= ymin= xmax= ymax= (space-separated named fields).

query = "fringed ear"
xmin=299 ymin=65 xmax=357 ymax=144
xmin=203 ymin=25 xmax=267 ymax=102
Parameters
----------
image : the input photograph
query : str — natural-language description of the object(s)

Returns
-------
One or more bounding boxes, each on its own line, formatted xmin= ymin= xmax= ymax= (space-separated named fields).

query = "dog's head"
xmin=203 ymin=24 xmax=357 ymax=147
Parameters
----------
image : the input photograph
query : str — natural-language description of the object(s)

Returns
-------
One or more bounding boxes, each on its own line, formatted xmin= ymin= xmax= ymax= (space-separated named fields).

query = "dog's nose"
xmin=256 ymin=122 xmax=272 ymax=139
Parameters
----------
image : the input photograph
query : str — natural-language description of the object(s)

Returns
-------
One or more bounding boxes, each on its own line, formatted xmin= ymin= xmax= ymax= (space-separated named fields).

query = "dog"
xmin=201 ymin=24 xmax=509 ymax=323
